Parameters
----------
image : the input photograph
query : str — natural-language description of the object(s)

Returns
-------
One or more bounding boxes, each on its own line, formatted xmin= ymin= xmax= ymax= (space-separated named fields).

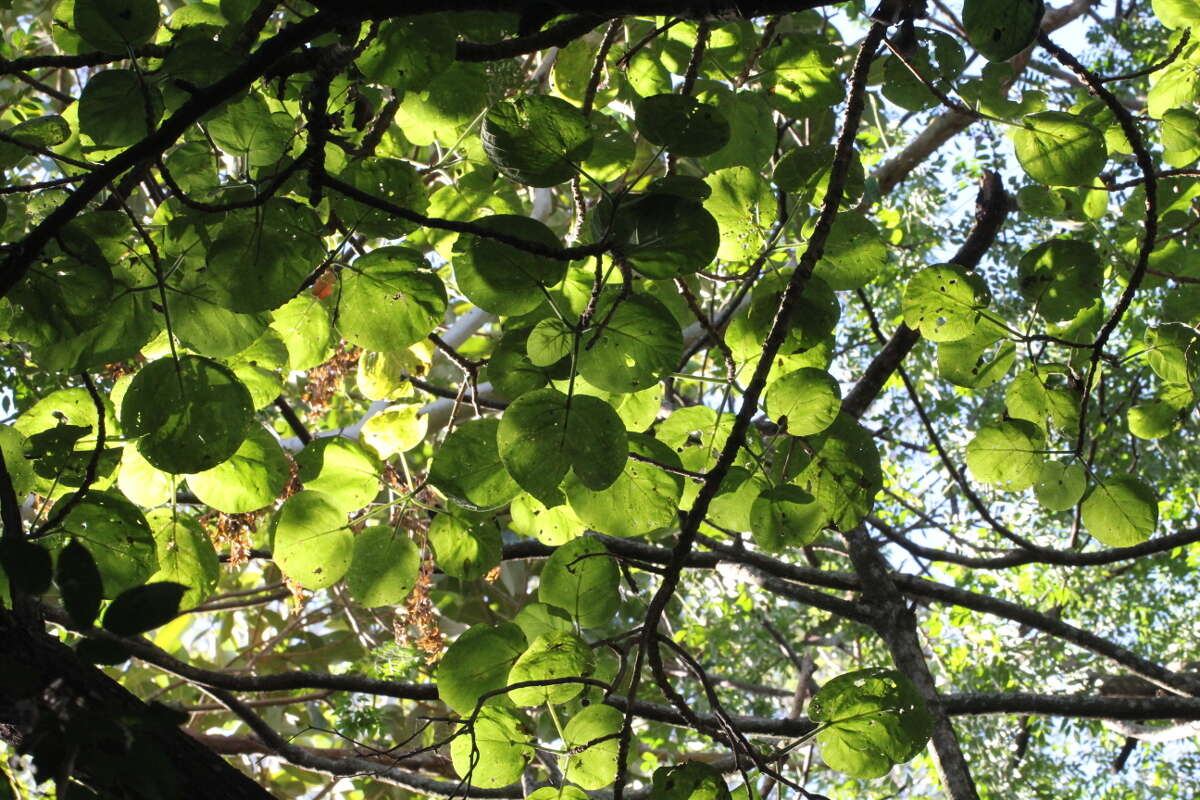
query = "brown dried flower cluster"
xmin=302 ymin=342 xmax=361 ymax=422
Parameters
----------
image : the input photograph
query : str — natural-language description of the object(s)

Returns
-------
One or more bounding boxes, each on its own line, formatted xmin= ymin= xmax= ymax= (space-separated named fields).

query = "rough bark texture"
xmin=0 ymin=608 xmax=276 ymax=799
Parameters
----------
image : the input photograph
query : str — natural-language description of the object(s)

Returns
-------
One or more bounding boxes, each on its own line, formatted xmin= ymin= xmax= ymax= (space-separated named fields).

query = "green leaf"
xmin=145 ymin=509 xmax=219 ymax=609
xmin=0 ymin=426 xmax=35 ymax=499
xmin=564 ymin=432 xmax=683 ymax=538
xmin=513 ymin=603 xmax=574 ymax=642
xmin=481 ymin=95 xmax=593 ymax=187
xmin=792 ymin=415 xmax=883 ymax=530
xmin=882 ymin=29 xmax=967 ymax=112
xmin=355 ymin=17 xmax=456 ymax=91
xmin=526 ymin=317 xmax=575 ymax=368
xmin=936 ymin=319 xmax=1016 ymax=390
xmin=0 ymin=540 xmax=52 ymax=595
xmin=538 ymin=536 xmax=620 ymax=629
xmin=560 ymin=704 xmax=623 ymax=790
xmin=48 ymin=491 xmax=156 ymax=597
xmin=1017 ymin=238 xmax=1103 ymax=321
xmin=529 ymin=787 xmax=589 ymax=800
xmin=270 ymin=294 xmax=333 ymax=370
xmin=339 ymin=246 xmax=447 ymax=352
xmin=186 ymin=426 xmax=290 ymax=513
xmin=361 ymin=404 xmax=428 ymax=459
xmin=429 ymin=511 xmax=502 ymax=581
xmin=498 ymin=387 xmax=628 ymax=507
xmin=809 ymin=668 xmax=932 ymax=779
xmin=750 ymin=484 xmax=824 ymax=552
xmin=704 ymin=166 xmax=774 ymax=263
xmin=635 ymin=94 xmax=730 ymax=158
xmin=1153 ymin=0 xmax=1200 ymax=28
xmin=296 ymin=437 xmax=382 ymax=515
xmin=811 ymin=212 xmax=888 ymax=291
xmin=1080 ymin=477 xmax=1159 ymax=547
xmin=207 ymin=92 xmax=293 ymax=166
xmin=56 ymin=538 xmax=104 ymax=629
xmin=452 ymin=216 xmax=566 ymax=316
xmin=507 ymin=631 xmax=593 ymax=706
xmin=774 ymin=145 xmax=865 ymax=209
xmin=428 ymin=418 xmax=521 ymax=511
xmin=1145 ymin=324 xmax=1200 ymax=383
xmin=272 ymin=490 xmax=352 ymax=590
xmin=346 ymin=526 xmax=420 ymax=607
xmin=1161 ymin=108 xmax=1200 ymax=167
xmin=508 ymin=494 xmax=586 ymax=546
xmin=965 ymin=420 xmax=1046 ymax=492
xmin=330 ymin=158 xmax=429 ymax=239
xmin=102 ymin=582 xmax=187 ymax=637
xmin=450 ymin=706 xmax=533 ymax=788
xmin=963 ymin=0 xmax=1045 ymax=61
xmin=579 ymin=292 xmax=682 ymax=393
xmin=122 ymin=355 xmax=255 ymax=474
xmin=1012 ymin=111 xmax=1107 ymax=187
xmin=764 ymin=368 xmax=842 ymax=437
xmin=650 ymin=762 xmax=731 ymax=800
xmin=437 ymin=623 xmax=528 ymax=716
xmin=902 ymin=264 xmax=991 ymax=343
xmin=1034 ymin=460 xmax=1087 ymax=512
xmin=78 ymin=70 xmax=162 ymax=148
xmin=74 ymin=0 xmax=159 ymax=52
xmin=1128 ymin=383 xmax=1193 ymax=440
xmin=599 ymin=193 xmax=720 ymax=279
xmin=758 ymin=33 xmax=843 ymax=117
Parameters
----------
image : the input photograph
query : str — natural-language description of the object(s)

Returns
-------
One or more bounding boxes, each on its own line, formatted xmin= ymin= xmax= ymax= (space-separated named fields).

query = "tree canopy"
xmin=3 ymin=0 xmax=1200 ymax=798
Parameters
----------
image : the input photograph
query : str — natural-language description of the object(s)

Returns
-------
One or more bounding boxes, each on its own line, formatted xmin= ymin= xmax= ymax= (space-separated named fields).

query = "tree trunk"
xmin=0 ymin=608 xmax=277 ymax=799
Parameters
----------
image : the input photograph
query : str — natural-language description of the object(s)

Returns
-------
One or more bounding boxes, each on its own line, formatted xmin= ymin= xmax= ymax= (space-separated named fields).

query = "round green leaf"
xmin=965 ymin=420 xmax=1046 ymax=493
xmin=538 ymin=536 xmax=620 ymax=629
xmin=881 ymin=30 xmax=967 ymax=112
xmin=774 ymin=145 xmax=865 ymax=209
xmin=1154 ymin=0 xmax=1200 ymax=28
xmin=145 ymin=509 xmax=219 ymax=609
xmin=355 ymin=17 xmax=456 ymax=91
xmin=437 ymin=623 xmax=528 ymax=716
xmin=452 ymin=216 xmax=566 ymax=316
xmin=764 ymin=368 xmax=842 ymax=437
xmin=339 ymin=246 xmax=447 ymax=352
xmin=79 ymin=70 xmax=163 ymax=148
xmin=330 ymin=158 xmax=429 ymax=239
xmin=579 ymin=292 xmax=682 ymax=394
xmin=270 ymin=294 xmax=333 ymax=370
xmin=74 ymin=0 xmax=160 ymax=52
xmin=102 ymin=581 xmax=187 ymax=637
xmin=272 ymin=490 xmax=352 ymax=590
xmin=791 ymin=416 xmax=883 ymax=531
xmin=0 ymin=426 xmax=36 ymax=500
xmin=121 ymin=355 xmax=254 ymax=474
xmin=564 ymin=432 xmax=682 ymax=538
xmin=1017 ymin=238 xmax=1102 ymax=322
xmin=361 ymin=403 xmax=428 ymax=459
xmin=346 ymin=526 xmax=420 ymax=607
xmin=963 ymin=0 xmax=1045 ymax=62
xmin=296 ymin=437 xmax=382 ymax=515
xmin=513 ymin=602 xmax=574 ymax=642
xmin=1081 ymin=477 xmax=1159 ymax=547
xmin=429 ymin=512 xmax=502 ymax=581
xmin=481 ymin=94 xmax=593 ymax=187
xmin=187 ymin=425 xmax=290 ymax=513
xmin=750 ymin=484 xmax=824 ymax=552
xmin=526 ymin=317 xmax=575 ymax=368
xmin=1033 ymin=460 xmax=1087 ymax=512
xmin=56 ymin=538 xmax=104 ymax=629
xmin=1013 ymin=111 xmax=1107 ymax=187
xmin=597 ymin=193 xmax=720 ymax=279
xmin=507 ymin=631 xmax=593 ymax=706
xmin=809 ymin=668 xmax=932 ymax=779
xmin=902 ymin=264 xmax=991 ymax=343
xmin=560 ymin=704 xmax=623 ymax=790
xmin=428 ymin=418 xmax=521 ymax=511
xmin=450 ymin=706 xmax=533 ymax=788
xmin=48 ymin=490 xmax=156 ymax=598
xmin=497 ymin=388 xmax=628 ymax=507
xmin=650 ymin=762 xmax=731 ymax=800
xmin=811 ymin=212 xmax=887 ymax=290
xmin=508 ymin=493 xmax=586 ymax=546
xmin=635 ymin=94 xmax=731 ymax=158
